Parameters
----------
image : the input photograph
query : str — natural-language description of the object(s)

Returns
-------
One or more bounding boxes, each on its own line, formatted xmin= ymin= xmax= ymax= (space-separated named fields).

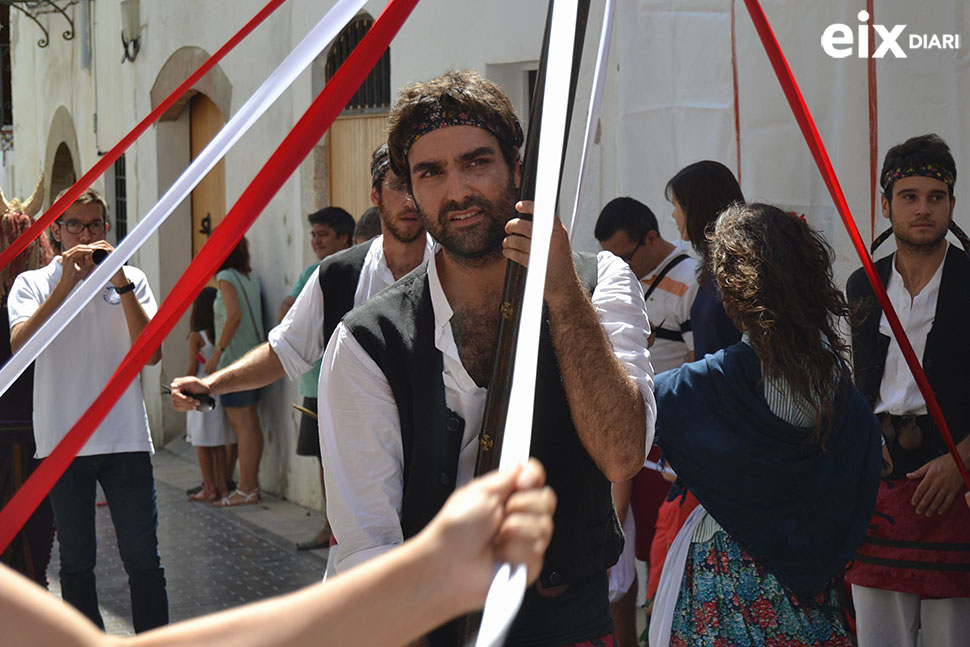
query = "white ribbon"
xmin=474 ymin=1 xmax=578 ymax=645
xmin=567 ymin=0 xmax=615 ymax=240
xmin=0 ymin=0 xmax=367 ymax=398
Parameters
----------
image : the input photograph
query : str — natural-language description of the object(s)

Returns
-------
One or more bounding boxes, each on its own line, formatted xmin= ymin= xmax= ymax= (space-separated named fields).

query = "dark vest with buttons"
xmin=343 ymin=252 xmax=623 ymax=644
xmin=315 ymin=241 xmax=372 ymax=348
xmin=847 ymin=244 xmax=970 ymax=470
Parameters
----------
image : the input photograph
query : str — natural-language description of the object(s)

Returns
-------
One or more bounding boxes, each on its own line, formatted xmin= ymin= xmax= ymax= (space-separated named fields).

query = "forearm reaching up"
xmin=503 ymin=205 xmax=652 ymax=482
xmin=546 ymin=274 xmax=648 ymax=481
xmin=0 ymin=460 xmax=556 ymax=647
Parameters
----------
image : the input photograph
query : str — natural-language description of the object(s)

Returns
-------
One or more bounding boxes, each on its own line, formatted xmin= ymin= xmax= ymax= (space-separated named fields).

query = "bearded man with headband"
xmin=846 ymin=133 xmax=970 ymax=647
xmin=318 ymin=70 xmax=655 ymax=646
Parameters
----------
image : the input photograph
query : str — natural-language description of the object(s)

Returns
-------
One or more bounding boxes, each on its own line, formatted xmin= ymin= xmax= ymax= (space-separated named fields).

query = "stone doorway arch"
xmin=150 ymin=47 xmax=232 ymax=444
xmin=43 ymin=106 xmax=80 ymax=208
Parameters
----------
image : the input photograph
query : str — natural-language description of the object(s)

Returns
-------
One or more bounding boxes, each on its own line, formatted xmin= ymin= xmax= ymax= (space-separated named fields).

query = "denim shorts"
xmin=219 ymin=388 xmax=261 ymax=408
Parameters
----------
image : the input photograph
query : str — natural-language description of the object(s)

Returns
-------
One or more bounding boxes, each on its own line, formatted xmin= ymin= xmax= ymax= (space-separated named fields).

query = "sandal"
xmin=213 ymin=488 xmax=260 ymax=507
xmin=188 ymin=489 xmax=218 ymax=502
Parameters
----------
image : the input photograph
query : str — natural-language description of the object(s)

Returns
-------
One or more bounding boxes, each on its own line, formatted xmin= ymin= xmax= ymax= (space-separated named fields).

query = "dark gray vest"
xmin=343 ymin=253 xmax=623 ymax=642
xmin=316 ymin=241 xmax=371 ymax=346
xmin=847 ymin=245 xmax=970 ymax=472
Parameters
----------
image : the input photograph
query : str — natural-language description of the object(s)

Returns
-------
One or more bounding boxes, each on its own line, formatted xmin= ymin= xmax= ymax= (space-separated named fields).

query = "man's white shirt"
xmin=268 ymin=234 xmax=434 ymax=380
xmin=319 ymin=248 xmax=657 ymax=573
xmin=874 ymin=254 xmax=945 ymax=416
xmin=7 ymin=258 xmax=157 ymax=458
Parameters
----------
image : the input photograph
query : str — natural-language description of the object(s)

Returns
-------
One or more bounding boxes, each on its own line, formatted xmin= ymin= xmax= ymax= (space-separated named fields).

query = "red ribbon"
xmin=742 ymin=0 xmax=970 ymax=490
xmin=0 ymin=0 xmax=420 ymax=553
xmin=0 ymin=0 xmax=287 ymax=274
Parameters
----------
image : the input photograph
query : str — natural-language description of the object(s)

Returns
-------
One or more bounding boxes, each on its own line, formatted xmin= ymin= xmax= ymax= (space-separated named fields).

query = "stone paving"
xmin=40 ymin=440 xmax=651 ymax=641
xmin=46 ymin=441 xmax=329 ymax=636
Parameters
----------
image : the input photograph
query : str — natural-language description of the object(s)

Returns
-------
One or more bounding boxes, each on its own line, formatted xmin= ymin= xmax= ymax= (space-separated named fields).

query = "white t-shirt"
xmin=639 ymin=240 xmax=698 ymax=374
xmin=7 ymin=258 xmax=157 ymax=458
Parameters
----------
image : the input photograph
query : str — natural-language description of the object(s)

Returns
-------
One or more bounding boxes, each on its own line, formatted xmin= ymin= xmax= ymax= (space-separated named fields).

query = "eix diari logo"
xmin=821 ymin=10 xmax=961 ymax=59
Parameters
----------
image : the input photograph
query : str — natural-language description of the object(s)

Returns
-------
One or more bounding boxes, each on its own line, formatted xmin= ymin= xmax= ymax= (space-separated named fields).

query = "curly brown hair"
xmin=709 ymin=203 xmax=851 ymax=444
xmin=386 ymin=70 xmax=524 ymax=189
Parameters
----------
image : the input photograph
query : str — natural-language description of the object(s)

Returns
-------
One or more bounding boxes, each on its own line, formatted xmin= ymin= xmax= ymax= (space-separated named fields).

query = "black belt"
xmin=878 ymin=413 xmax=952 ymax=478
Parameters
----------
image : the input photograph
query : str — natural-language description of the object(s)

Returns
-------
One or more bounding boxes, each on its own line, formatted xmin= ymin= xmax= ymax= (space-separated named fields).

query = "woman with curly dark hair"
xmin=643 ymin=162 xmax=746 ymax=619
xmin=649 ymin=204 xmax=884 ymax=647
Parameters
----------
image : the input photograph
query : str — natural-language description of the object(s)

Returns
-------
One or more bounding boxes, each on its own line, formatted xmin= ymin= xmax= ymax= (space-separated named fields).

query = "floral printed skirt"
xmin=668 ymin=529 xmax=852 ymax=647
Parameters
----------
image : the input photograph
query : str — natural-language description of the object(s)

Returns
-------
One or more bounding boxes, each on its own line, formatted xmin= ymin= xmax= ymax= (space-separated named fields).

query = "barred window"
xmin=1 ymin=4 xmax=12 ymax=128
xmin=325 ymin=15 xmax=390 ymax=113
xmin=114 ymin=155 xmax=127 ymax=240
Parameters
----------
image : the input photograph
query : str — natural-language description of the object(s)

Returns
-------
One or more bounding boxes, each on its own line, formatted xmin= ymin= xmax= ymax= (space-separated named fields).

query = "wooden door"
xmin=190 ymin=94 xmax=226 ymax=257
xmin=327 ymin=113 xmax=388 ymax=219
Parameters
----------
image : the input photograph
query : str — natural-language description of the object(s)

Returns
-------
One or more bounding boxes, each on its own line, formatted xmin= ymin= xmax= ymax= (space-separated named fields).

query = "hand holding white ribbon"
xmin=474 ymin=1 xmax=578 ymax=645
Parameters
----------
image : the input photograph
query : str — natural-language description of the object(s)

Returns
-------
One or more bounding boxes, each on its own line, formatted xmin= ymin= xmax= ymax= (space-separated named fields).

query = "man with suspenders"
xmin=595 ymin=196 xmax=699 ymax=641
xmin=596 ymin=197 xmax=698 ymax=372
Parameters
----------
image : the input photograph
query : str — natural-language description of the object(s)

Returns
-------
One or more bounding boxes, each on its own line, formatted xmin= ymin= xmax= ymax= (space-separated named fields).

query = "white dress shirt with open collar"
xmin=268 ymin=234 xmax=434 ymax=381
xmin=874 ymin=254 xmax=945 ymax=416
xmin=319 ymin=246 xmax=657 ymax=573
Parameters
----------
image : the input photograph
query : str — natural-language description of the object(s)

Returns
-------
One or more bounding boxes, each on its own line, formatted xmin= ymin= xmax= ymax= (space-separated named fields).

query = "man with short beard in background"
xmin=170 ymin=144 xmax=432 ymax=553
xmin=846 ymin=133 xmax=970 ymax=647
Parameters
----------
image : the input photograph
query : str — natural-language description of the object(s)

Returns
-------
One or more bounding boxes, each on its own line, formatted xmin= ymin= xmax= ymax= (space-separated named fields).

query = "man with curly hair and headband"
xmin=318 ymin=69 xmax=656 ymax=646
xmin=846 ymin=133 xmax=970 ymax=647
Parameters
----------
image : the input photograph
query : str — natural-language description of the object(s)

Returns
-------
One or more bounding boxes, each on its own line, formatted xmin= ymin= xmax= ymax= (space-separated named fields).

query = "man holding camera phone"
xmin=7 ymin=187 xmax=168 ymax=633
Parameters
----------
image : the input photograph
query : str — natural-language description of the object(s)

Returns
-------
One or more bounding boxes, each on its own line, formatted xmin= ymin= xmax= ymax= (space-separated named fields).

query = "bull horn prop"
xmin=21 ymin=173 xmax=45 ymax=217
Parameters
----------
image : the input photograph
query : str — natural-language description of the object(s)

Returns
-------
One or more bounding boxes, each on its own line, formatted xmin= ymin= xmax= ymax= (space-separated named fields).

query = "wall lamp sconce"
xmin=120 ymin=0 xmax=139 ymax=63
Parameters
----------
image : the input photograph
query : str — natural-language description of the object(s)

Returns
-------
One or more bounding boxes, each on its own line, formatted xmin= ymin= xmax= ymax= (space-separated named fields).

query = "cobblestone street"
xmin=46 ymin=440 xmax=329 ymax=636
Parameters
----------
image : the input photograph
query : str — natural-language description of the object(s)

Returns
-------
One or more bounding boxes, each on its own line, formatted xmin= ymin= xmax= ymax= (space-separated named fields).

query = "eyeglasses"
xmin=620 ymin=240 xmax=643 ymax=262
xmin=58 ymin=220 xmax=106 ymax=234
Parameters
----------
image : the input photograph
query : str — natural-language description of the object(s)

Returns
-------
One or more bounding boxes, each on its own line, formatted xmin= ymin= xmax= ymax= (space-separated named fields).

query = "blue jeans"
xmin=48 ymin=452 xmax=168 ymax=632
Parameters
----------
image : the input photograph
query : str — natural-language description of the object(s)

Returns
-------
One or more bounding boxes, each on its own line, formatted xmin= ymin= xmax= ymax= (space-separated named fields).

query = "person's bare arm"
xmin=503 ymin=207 xmax=647 ymax=482
xmin=0 ymin=460 xmax=555 ymax=647
xmin=612 ymin=479 xmax=633 ymax=526
xmin=10 ymin=246 xmax=91 ymax=353
xmin=206 ymin=279 xmax=242 ymax=373
xmin=170 ymin=343 xmax=285 ymax=411
xmin=109 ymin=265 xmax=161 ymax=366
xmin=185 ymin=332 xmax=203 ymax=377
xmin=277 ymin=295 xmax=296 ymax=323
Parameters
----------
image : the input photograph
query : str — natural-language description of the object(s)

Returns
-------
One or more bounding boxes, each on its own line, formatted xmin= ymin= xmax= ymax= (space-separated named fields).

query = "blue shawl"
xmin=655 ymin=342 xmax=882 ymax=599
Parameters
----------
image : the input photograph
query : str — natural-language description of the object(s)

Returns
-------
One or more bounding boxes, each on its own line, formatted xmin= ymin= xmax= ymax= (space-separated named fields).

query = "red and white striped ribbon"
xmin=0 ymin=0 xmax=367 ymax=400
xmin=0 ymin=0 xmax=287 ymax=273
xmin=0 ymin=0 xmax=418 ymax=554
